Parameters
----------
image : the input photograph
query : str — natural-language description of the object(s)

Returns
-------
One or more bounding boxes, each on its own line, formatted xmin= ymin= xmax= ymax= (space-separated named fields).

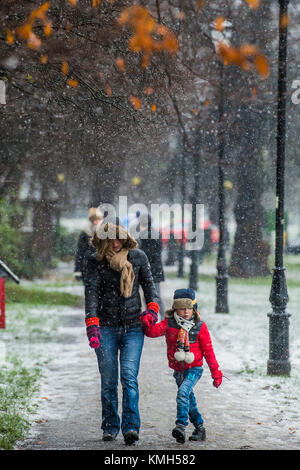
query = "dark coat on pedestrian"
xmin=138 ymin=226 xmax=165 ymax=283
xmin=84 ymin=248 xmax=159 ymax=329
xmin=74 ymin=231 xmax=93 ymax=274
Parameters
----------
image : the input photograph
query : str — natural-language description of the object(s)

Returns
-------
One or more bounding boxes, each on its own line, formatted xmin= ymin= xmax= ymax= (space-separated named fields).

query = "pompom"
xmin=174 ymin=350 xmax=186 ymax=362
xmin=184 ymin=352 xmax=195 ymax=364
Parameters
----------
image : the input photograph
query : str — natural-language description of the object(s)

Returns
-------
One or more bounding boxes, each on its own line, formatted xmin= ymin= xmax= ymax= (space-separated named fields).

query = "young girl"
xmin=139 ymin=288 xmax=222 ymax=443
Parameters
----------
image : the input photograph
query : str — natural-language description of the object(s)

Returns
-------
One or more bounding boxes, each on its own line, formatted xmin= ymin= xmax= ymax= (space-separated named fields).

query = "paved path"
xmin=18 ymin=293 xmax=300 ymax=453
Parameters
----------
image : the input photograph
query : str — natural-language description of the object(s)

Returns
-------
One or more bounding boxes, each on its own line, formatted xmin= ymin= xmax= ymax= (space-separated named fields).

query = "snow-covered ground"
xmin=7 ymin=256 xmax=300 ymax=450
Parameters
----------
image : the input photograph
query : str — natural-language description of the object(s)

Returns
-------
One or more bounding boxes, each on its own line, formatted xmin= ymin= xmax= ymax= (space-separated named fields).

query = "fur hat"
xmin=165 ymin=288 xmax=199 ymax=319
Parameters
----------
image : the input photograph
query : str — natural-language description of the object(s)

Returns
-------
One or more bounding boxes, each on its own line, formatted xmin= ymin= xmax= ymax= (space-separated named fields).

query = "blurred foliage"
xmin=53 ymin=226 xmax=79 ymax=260
xmin=0 ymin=197 xmax=24 ymax=274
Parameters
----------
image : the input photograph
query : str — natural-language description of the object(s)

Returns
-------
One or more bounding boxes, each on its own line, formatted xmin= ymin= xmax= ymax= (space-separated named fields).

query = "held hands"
xmin=139 ymin=302 xmax=159 ymax=329
xmin=212 ymin=370 xmax=223 ymax=388
xmin=85 ymin=317 xmax=101 ymax=349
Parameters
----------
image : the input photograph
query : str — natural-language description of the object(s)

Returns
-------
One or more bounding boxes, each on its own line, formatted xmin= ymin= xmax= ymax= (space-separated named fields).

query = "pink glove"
xmin=85 ymin=317 xmax=101 ymax=349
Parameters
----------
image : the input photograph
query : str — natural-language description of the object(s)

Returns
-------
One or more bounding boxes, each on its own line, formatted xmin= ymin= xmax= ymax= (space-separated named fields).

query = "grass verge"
xmin=0 ymin=283 xmax=81 ymax=450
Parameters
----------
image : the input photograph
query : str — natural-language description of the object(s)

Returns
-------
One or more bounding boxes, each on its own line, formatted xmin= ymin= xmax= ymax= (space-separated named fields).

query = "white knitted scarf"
xmin=174 ymin=312 xmax=195 ymax=332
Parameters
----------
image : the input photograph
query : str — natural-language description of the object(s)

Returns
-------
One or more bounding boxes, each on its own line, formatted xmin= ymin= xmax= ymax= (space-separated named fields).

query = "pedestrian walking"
xmin=83 ymin=217 xmax=159 ymax=445
xmin=137 ymin=213 xmax=165 ymax=318
xmin=139 ymin=287 xmax=223 ymax=444
xmin=74 ymin=207 xmax=103 ymax=283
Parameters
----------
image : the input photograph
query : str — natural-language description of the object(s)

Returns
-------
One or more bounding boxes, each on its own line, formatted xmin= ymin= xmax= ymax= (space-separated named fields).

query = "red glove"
xmin=139 ymin=313 xmax=155 ymax=330
xmin=212 ymin=370 xmax=223 ymax=388
xmin=139 ymin=302 xmax=159 ymax=329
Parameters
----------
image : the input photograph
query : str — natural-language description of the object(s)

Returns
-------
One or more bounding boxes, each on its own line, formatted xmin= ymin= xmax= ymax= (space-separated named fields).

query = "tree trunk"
xmin=229 ymin=107 xmax=271 ymax=278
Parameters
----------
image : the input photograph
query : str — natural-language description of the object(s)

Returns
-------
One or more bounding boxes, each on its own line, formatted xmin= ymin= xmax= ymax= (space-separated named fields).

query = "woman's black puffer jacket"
xmin=84 ymin=248 xmax=159 ymax=329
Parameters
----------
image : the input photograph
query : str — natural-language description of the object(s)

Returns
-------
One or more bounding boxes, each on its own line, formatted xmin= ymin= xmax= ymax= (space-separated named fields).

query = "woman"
xmin=83 ymin=218 xmax=159 ymax=445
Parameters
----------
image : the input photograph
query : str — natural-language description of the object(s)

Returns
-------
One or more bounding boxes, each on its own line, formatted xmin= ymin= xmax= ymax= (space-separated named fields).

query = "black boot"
xmin=189 ymin=424 xmax=206 ymax=441
xmin=124 ymin=430 xmax=139 ymax=446
xmin=172 ymin=424 xmax=186 ymax=443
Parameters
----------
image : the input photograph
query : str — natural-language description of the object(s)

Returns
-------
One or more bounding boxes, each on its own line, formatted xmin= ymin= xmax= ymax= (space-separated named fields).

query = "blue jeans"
xmin=173 ymin=367 xmax=204 ymax=427
xmin=95 ymin=326 xmax=144 ymax=436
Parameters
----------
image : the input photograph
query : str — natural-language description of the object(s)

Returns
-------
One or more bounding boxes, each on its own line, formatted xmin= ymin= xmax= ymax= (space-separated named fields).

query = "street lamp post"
xmin=267 ymin=0 xmax=291 ymax=376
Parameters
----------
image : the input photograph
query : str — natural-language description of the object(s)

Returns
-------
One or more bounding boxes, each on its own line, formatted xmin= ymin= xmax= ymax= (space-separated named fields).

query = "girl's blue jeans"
xmin=173 ymin=367 xmax=204 ymax=427
xmin=95 ymin=326 xmax=144 ymax=437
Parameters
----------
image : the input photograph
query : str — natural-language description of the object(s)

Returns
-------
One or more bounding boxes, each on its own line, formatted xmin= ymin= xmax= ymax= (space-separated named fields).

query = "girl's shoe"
xmin=189 ymin=424 xmax=206 ymax=441
xmin=172 ymin=424 xmax=186 ymax=443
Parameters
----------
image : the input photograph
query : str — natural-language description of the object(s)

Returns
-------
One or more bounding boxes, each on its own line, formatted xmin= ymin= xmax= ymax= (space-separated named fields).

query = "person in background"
xmin=74 ymin=207 xmax=103 ymax=283
xmin=137 ymin=213 xmax=165 ymax=319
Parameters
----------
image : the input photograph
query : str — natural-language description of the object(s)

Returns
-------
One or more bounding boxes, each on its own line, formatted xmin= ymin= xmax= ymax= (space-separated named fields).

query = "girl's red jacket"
xmin=144 ymin=316 xmax=221 ymax=376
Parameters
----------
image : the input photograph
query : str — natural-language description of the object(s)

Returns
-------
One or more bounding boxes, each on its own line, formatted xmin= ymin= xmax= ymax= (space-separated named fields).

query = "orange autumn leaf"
xmin=62 ymin=61 xmax=69 ymax=75
xmin=116 ymin=57 xmax=125 ymax=71
xmin=244 ymin=0 xmax=260 ymax=9
xmin=118 ymin=6 xmax=178 ymax=68
xmin=255 ymin=54 xmax=269 ymax=78
xmin=16 ymin=2 xmax=51 ymax=50
xmin=44 ymin=22 xmax=52 ymax=37
xmin=40 ymin=54 xmax=48 ymax=64
xmin=214 ymin=16 xmax=225 ymax=32
xmin=195 ymin=0 xmax=206 ymax=10
xmin=239 ymin=43 xmax=258 ymax=57
xmin=130 ymin=96 xmax=142 ymax=110
xmin=217 ymin=41 xmax=269 ymax=79
xmin=151 ymin=104 xmax=156 ymax=111
xmin=92 ymin=0 xmax=101 ymax=6
xmin=205 ymin=100 xmax=211 ymax=106
xmin=67 ymin=0 xmax=77 ymax=6
xmin=217 ymin=42 xmax=250 ymax=71
xmin=144 ymin=87 xmax=154 ymax=95
xmin=105 ymin=84 xmax=112 ymax=96
xmin=280 ymin=13 xmax=290 ymax=29
xmin=67 ymin=79 xmax=78 ymax=87
xmin=27 ymin=32 xmax=42 ymax=50
xmin=6 ymin=29 xmax=15 ymax=45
